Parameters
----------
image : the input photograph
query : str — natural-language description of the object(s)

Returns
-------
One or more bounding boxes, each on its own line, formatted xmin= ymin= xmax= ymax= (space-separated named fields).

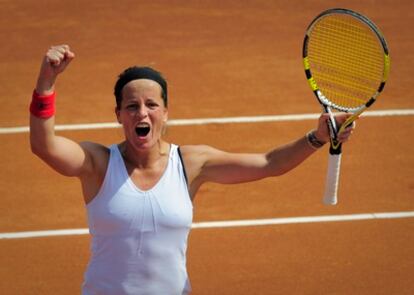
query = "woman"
xmin=30 ymin=45 xmax=354 ymax=295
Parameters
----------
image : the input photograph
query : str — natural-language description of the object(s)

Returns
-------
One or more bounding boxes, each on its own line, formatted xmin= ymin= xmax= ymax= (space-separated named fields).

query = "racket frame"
xmin=302 ymin=8 xmax=390 ymax=204
xmin=303 ymin=8 xmax=390 ymax=149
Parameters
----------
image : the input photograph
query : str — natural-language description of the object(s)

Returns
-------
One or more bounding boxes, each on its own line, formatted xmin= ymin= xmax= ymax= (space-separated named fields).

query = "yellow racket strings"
xmin=307 ymin=14 xmax=385 ymax=109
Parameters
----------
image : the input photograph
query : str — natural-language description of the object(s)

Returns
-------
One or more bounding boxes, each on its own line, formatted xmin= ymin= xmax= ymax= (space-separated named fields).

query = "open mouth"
xmin=135 ymin=123 xmax=151 ymax=137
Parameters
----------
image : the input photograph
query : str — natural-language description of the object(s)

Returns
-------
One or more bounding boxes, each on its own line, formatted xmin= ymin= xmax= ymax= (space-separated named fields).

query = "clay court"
xmin=1 ymin=0 xmax=413 ymax=294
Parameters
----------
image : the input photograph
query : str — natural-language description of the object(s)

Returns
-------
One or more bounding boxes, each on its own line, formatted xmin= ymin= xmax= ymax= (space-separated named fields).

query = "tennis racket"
xmin=302 ymin=8 xmax=390 ymax=205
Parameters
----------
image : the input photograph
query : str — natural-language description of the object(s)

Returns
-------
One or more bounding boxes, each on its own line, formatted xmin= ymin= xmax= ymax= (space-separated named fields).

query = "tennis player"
xmin=30 ymin=45 xmax=355 ymax=295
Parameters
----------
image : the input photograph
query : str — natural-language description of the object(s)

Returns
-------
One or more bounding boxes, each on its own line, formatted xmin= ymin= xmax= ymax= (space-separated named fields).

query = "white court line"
xmin=1 ymin=211 xmax=413 ymax=240
xmin=1 ymin=109 xmax=414 ymax=134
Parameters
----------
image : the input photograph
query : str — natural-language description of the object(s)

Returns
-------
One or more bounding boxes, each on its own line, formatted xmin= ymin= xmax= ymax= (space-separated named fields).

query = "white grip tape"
xmin=323 ymin=153 xmax=342 ymax=205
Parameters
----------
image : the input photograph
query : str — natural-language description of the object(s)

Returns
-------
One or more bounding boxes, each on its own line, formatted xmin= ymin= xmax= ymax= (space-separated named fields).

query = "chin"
xmin=131 ymin=136 xmax=160 ymax=151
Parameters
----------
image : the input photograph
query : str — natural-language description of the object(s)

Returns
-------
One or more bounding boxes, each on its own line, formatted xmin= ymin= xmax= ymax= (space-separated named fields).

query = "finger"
xmin=49 ymin=44 xmax=71 ymax=56
xmin=64 ymin=50 xmax=75 ymax=60
xmin=347 ymin=121 xmax=356 ymax=129
xmin=46 ymin=54 xmax=63 ymax=66
xmin=319 ymin=113 xmax=330 ymax=122
xmin=334 ymin=112 xmax=351 ymax=124
xmin=51 ymin=45 xmax=67 ymax=54
xmin=51 ymin=44 xmax=71 ymax=52
xmin=339 ymin=127 xmax=353 ymax=136
xmin=56 ymin=45 xmax=75 ymax=62
xmin=338 ymin=127 xmax=354 ymax=141
xmin=49 ymin=57 xmax=64 ymax=67
xmin=343 ymin=119 xmax=356 ymax=131
xmin=60 ymin=44 xmax=74 ymax=56
xmin=47 ymin=47 xmax=65 ymax=61
xmin=47 ymin=45 xmax=75 ymax=67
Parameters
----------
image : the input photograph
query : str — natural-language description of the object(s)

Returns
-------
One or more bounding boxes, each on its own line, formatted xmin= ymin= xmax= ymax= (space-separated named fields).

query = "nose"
xmin=137 ymin=106 xmax=148 ymax=118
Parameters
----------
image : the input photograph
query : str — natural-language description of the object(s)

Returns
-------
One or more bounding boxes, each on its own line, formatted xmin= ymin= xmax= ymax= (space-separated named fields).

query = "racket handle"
xmin=323 ymin=153 xmax=342 ymax=205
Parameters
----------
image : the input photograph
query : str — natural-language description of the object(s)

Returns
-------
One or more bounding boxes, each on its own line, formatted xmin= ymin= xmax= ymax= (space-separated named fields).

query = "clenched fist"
xmin=36 ymin=45 xmax=75 ymax=95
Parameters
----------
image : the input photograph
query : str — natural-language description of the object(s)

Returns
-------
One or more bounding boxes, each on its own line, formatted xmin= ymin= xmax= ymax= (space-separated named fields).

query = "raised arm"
xmin=30 ymin=45 xmax=99 ymax=178
xmin=181 ymin=113 xmax=354 ymax=197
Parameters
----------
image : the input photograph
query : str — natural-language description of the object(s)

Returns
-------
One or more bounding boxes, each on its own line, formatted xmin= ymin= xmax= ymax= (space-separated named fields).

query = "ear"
xmin=161 ymin=108 xmax=169 ymax=136
xmin=115 ymin=107 xmax=121 ymax=124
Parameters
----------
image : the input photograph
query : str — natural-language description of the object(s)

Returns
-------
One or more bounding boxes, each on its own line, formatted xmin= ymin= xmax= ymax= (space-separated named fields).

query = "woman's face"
xmin=116 ymin=79 xmax=168 ymax=151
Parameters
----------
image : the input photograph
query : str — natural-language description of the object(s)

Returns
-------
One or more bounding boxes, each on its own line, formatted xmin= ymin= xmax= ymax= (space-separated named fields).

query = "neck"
xmin=120 ymin=140 xmax=169 ymax=169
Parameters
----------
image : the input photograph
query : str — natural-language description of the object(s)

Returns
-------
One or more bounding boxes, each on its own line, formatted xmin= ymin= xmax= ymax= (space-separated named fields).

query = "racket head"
xmin=303 ymin=8 xmax=390 ymax=112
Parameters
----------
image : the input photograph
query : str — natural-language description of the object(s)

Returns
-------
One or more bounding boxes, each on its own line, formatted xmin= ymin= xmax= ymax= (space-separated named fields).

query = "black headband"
xmin=114 ymin=66 xmax=168 ymax=107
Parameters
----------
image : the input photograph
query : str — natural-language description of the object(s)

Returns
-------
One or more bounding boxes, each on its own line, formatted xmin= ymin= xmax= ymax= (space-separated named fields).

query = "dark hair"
xmin=114 ymin=66 xmax=168 ymax=109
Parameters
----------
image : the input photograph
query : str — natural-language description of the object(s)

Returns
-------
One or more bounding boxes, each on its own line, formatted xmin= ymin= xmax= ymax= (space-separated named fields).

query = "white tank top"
xmin=82 ymin=144 xmax=193 ymax=295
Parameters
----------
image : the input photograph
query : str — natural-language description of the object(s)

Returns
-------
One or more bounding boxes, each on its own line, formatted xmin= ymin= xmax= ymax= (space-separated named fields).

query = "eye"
xmin=146 ymin=101 xmax=159 ymax=109
xmin=126 ymin=104 xmax=138 ymax=111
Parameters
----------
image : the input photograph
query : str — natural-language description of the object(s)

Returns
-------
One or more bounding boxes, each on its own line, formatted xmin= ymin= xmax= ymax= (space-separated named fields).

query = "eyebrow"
xmin=123 ymin=97 xmax=160 ymax=104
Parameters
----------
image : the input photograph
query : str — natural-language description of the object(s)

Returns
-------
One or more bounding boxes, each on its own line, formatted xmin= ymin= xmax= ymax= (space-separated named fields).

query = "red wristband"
xmin=30 ymin=90 xmax=56 ymax=118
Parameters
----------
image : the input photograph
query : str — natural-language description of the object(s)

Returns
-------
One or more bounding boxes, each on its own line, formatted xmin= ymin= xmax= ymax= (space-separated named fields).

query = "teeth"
xmin=136 ymin=123 xmax=150 ymax=128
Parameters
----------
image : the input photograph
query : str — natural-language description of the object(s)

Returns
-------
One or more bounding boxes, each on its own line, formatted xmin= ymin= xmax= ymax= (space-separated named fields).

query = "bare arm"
xmin=30 ymin=45 xmax=96 ymax=178
xmin=181 ymin=113 xmax=354 ymax=196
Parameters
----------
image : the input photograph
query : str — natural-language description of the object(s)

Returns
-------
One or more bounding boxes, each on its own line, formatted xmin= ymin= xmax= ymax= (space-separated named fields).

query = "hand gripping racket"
xmin=302 ymin=8 xmax=390 ymax=205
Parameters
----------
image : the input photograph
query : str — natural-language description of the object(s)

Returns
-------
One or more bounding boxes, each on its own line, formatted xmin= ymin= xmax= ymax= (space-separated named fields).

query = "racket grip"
xmin=323 ymin=153 xmax=342 ymax=205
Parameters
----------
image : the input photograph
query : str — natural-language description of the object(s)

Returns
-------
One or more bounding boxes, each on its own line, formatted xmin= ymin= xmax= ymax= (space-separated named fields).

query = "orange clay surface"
xmin=0 ymin=0 xmax=413 ymax=294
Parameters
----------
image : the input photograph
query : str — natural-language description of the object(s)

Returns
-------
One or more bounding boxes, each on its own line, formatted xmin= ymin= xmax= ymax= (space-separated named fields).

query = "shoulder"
xmin=178 ymin=144 xmax=223 ymax=163
xmin=176 ymin=144 xmax=212 ymax=171
xmin=179 ymin=144 xmax=223 ymax=155
xmin=178 ymin=144 xmax=230 ymax=177
xmin=80 ymin=141 xmax=110 ymax=159
xmin=177 ymin=145 xmax=218 ymax=198
xmin=79 ymin=141 xmax=110 ymax=175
